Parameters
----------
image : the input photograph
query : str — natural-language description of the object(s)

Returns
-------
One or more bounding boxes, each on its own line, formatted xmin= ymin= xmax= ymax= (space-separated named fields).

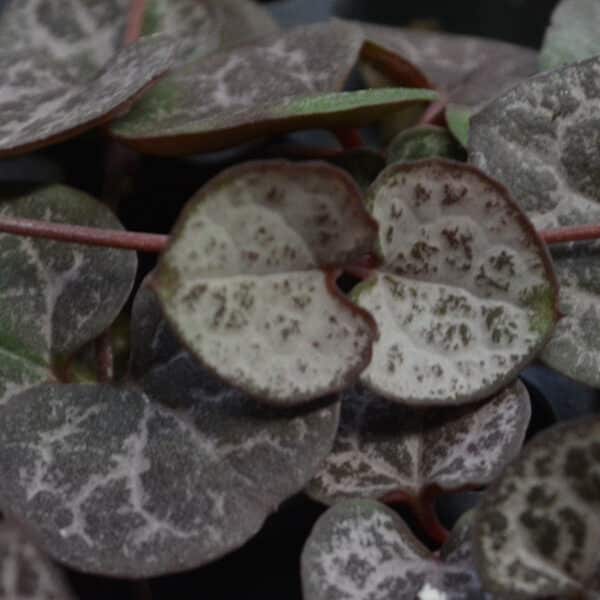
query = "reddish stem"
xmin=333 ymin=129 xmax=365 ymax=150
xmin=419 ymin=94 xmax=448 ymax=127
xmin=382 ymin=490 xmax=449 ymax=546
xmin=124 ymin=0 xmax=146 ymax=46
xmin=539 ymin=225 xmax=600 ymax=245
xmin=0 ymin=217 xmax=168 ymax=253
xmin=95 ymin=331 xmax=114 ymax=382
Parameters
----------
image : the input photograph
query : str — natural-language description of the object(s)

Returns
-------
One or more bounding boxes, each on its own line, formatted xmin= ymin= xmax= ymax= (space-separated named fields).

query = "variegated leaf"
xmin=111 ymin=22 xmax=437 ymax=156
xmin=153 ymin=160 xmax=378 ymax=405
xmin=474 ymin=417 xmax=600 ymax=599
xmin=355 ymin=160 xmax=558 ymax=405
xmin=0 ymin=184 xmax=137 ymax=405
xmin=307 ymin=380 xmax=530 ymax=504
xmin=0 ymin=521 xmax=75 ymax=600
xmin=142 ymin=0 xmax=278 ymax=64
xmin=387 ymin=125 xmax=465 ymax=166
xmin=0 ymin=282 xmax=340 ymax=577
xmin=469 ymin=56 xmax=600 ymax=386
xmin=540 ymin=0 xmax=600 ymax=70
xmin=356 ymin=21 xmax=537 ymax=107
xmin=302 ymin=501 xmax=487 ymax=600
xmin=0 ymin=34 xmax=176 ymax=158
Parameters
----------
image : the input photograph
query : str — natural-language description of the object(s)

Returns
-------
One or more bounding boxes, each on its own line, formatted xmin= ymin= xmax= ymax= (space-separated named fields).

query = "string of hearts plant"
xmin=1 ymin=0 xmax=600 ymax=599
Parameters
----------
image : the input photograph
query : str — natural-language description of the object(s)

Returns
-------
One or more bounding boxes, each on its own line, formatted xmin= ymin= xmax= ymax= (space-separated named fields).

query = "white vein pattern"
xmin=302 ymin=501 xmax=486 ymax=600
xmin=307 ymin=380 xmax=530 ymax=502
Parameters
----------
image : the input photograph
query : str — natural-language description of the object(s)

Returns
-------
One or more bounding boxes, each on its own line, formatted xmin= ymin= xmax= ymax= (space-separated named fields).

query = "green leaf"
xmin=355 ymin=21 xmax=537 ymax=107
xmin=387 ymin=125 xmax=466 ymax=165
xmin=153 ymin=160 xmax=378 ymax=405
xmin=307 ymin=380 xmax=530 ymax=504
xmin=540 ymin=0 xmax=600 ymax=70
xmin=0 ymin=282 xmax=340 ymax=577
xmin=0 ymin=34 xmax=176 ymax=158
xmin=355 ymin=160 xmax=558 ymax=405
xmin=474 ymin=417 xmax=600 ymax=599
xmin=302 ymin=501 xmax=487 ymax=600
xmin=0 ymin=184 xmax=137 ymax=403
xmin=0 ymin=521 xmax=76 ymax=599
xmin=110 ymin=22 xmax=437 ymax=156
xmin=445 ymin=104 xmax=471 ymax=148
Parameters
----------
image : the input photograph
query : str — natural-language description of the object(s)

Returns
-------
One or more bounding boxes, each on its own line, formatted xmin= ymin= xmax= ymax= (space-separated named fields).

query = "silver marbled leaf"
xmin=307 ymin=379 xmax=530 ymax=504
xmin=302 ymin=501 xmax=487 ymax=600
xmin=153 ymin=160 xmax=379 ymax=405
xmin=0 ymin=521 xmax=75 ymax=600
xmin=474 ymin=416 xmax=600 ymax=599
xmin=0 ymin=184 xmax=137 ymax=405
xmin=354 ymin=160 xmax=558 ymax=405
xmin=540 ymin=0 xmax=600 ymax=70
xmin=469 ymin=55 xmax=600 ymax=386
xmin=356 ymin=21 xmax=537 ymax=107
xmin=0 ymin=282 xmax=340 ymax=577
xmin=111 ymin=22 xmax=437 ymax=156
xmin=0 ymin=34 xmax=176 ymax=158
xmin=387 ymin=125 xmax=465 ymax=165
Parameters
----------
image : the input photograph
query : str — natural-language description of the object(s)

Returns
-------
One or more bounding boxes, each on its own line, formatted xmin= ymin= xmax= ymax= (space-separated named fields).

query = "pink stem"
xmin=124 ymin=0 xmax=146 ymax=46
xmin=539 ymin=225 xmax=600 ymax=245
xmin=0 ymin=217 xmax=168 ymax=253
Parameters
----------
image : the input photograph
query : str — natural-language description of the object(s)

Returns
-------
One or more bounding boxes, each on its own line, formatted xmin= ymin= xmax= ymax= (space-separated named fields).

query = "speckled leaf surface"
xmin=153 ymin=161 xmax=378 ymax=405
xmin=0 ymin=283 xmax=340 ymax=577
xmin=302 ymin=501 xmax=486 ymax=600
xmin=468 ymin=56 xmax=600 ymax=386
xmin=142 ymin=0 xmax=278 ymax=64
xmin=0 ymin=34 xmax=176 ymax=158
xmin=541 ymin=242 xmax=600 ymax=387
xmin=474 ymin=417 xmax=600 ymax=599
xmin=540 ymin=0 xmax=600 ymax=70
xmin=0 ymin=184 xmax=137 ymax=405
xmin=356 ymin=21 xmax=538 ymax=107
xmin=355 ymin=160 xmax=557 ymax=405
xmin=307 ymin=380 xmax=530 ymax=503
xmin=387 ymin=126 xmax=465 ymax=166
xmin=111 ymin=22 xmax=437 ymax=155
xmin=0 ymin=0 xmax=129 ymax=82
xmin=469 ymin=56 xmax=600 ymax=230
xmin=0 ymin=521 xmax=75 ymax=600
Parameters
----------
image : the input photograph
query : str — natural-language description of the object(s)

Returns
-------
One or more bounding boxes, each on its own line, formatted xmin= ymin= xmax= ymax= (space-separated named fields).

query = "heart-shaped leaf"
xmin=110 ymin=22 xmax=437 ymax=156
xmin=0 ymin=184 xmax=137 ymax=404
xmin=302 ymin=501 xmax=487 ymax=600
xmin=307 ymin=379 xmax=530 ymax=504
xmin=0 ymin=34 xmax=176 ymax=158
xmin=355 ymin=21 xmax=538 ymax=107
xmin=153 ymin=160 xmax=378 ymax=405
xmin=354 ymin=160 xmax=558 ymax=405
xmin=0 ymin=521 xmax=76 ymax=600
xmin=387 ymin=125 xmax=466 ymax=166
xmin=0 ymin=281 xmax=340 ymax=577
xmin=468 ymin=56 xmax=600 ymax=386
xmin=474 ymin=416 xmax=600 ymax=599
xmin=540 ymin=0 xmax=600 ymax=70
